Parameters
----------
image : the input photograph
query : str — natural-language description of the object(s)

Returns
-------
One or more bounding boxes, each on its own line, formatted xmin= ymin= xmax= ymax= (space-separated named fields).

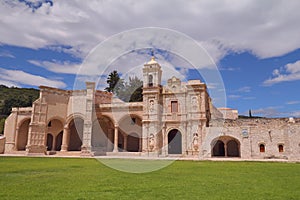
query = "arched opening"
xmin=259 ymin=144 xmax=265 ymax=153
xmin=69 ymin=118 xmax=83 ymax=151
xmin=47 ymin=119 xmax=64 ymax=151
xmin=55 ymin=131 xmax=63 ymax=151
xmin=127 ymin=133 xmax=140 ymax=152
xmin=278 ymin=144 xmax=284 ymax=152
xmin=211 ymin=136 xmax=240 ymax=158
xmin=46 ymin=134 xmax=53 ymax=151
xmin=118 ymin=115 xmax=142 ymax=152
xmin=212 ymin=140 xmax=225 ymax=156
xmin=148 ymin=74 xmax=153 ymax=87
xmin=17 ymin=119 xmax=30 ymax=151
xmin=227 ymin=140 xmax=239 ymax=157
xmin=168 ymin=129 xmax=182 ymax=154
xmin=92 ymin=116 xmax=114 ymax=152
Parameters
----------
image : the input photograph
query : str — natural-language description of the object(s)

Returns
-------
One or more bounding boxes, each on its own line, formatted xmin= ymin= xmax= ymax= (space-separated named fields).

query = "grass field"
xmin=0 ymin=157 xmax=300 ymax=200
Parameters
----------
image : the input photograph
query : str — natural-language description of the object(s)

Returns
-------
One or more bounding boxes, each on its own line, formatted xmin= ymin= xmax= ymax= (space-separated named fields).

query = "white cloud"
xmin=263 ymin=60 xmax=300 ymax=85
xmin=28 ymin=60 xmax=81 ymax=74
xmin=250 ymin=106 xmax=283 ymax=118
xmin=236 ymin=86 xmax=251 ymax=93
xmin=289 ymin=111 xmax=300 ymax=117
xmin=0 ymin=68 xmax=66 ymax=88
xmin=286 ymin=101 xmax=300 ymax=105
xmin=228 ymin=94 xmax=241 ymax=99
xmin=0 ymin=51 xmax=15 ymax=58
xmin=1 ymin=0 xmax=300 ymax=62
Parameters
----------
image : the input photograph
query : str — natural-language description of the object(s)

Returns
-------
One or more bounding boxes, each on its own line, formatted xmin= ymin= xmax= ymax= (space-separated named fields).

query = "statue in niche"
xmin=149 ymin=134 xmax=155 ymax=151
xmin=192 ymin=133 xmax=199 ymax=151
xmin=191 ymin=96 xmax=198 ymax=109
xmin=149 ymin=100 xmax=154 ymax=112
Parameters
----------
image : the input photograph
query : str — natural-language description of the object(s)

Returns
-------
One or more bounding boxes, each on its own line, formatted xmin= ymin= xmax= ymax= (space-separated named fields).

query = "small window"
xmin=278 ymin=144 xmax=284 ymax=152
xmin=131 ymin=118 xmax=136 ymax=125
xmin=48 ymin=121 xmax=52 ymax=127
xmin=171 ymin=101 xmax=178 ymax=113
xmin=148 ymin=75 xmax=153 ymax=87
xmin=259 ymin=144 xmax=265 ymax=153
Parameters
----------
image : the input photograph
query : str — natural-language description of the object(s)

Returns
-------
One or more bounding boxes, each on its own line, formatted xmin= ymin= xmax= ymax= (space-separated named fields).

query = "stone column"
xmin=81 ymin=82 xmax=95 ymax=155
xmin=124 ymin=134 xmax=128 ymax=151
xmin=224 ymin=142 xmax=227 ymax=157
xmin=106 ymin=128 xmax=113 ymax=152
xmin=161 ymin=124 xmax=167 ymax=156
xmin=13 ymin=128 xmax=19 ymax=151
xmin=139 ymin=137 xmax=142 ymax=152
xmin=113 ymin=125 xmax=119 ymax=152
xmin=61 ymin=127 xmax=70 ymax=151
xmin=142 ymin=123 xmax=148 ymax=152
xmin=51 ymin=135 xmax=56 ymax=151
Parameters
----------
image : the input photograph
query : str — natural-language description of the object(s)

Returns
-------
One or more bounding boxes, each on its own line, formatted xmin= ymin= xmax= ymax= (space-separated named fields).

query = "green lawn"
xmin=0 ymin=157 xmax=299 ymax=200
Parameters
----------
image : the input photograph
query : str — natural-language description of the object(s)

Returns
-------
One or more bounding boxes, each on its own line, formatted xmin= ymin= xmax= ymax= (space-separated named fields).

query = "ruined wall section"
xmin=207 ymin=118 xmax=300 ymax=160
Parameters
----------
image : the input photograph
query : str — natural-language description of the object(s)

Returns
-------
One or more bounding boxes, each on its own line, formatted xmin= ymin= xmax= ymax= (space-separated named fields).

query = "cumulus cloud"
xmin=263 ymin=60 xmax=300 ymax=85
xmin=0 ymin=68 xmax=66 ymax=88
xmin=28 ymin=59 xmax=81 ymax=74
xmin=1 ymin=0 xmax=300 ymax=63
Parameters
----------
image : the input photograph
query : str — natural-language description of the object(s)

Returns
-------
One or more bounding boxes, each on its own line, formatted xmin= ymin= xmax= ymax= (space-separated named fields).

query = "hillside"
xmin=0 ymin=85 xmax=39 ymax=134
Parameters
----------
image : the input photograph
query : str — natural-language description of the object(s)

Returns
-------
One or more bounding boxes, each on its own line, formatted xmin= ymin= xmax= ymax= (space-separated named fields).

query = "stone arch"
xmin=168 ymin=129 xmax=182 ymax=154
xmin=92 ymin=116 xmax=114 ymax=152
xmin=16 ymin=118 xmax=31 ymax=151
xmin=68 ymin=117 xmax=84 ymax=151
xmin=211 ymin=136 xmax=240 ymax=157
xmin=118 ymin=114 xmax=142 ymax=152
xmin=65 ymin=113 xmax=85 ymax=126
xmin=212 ymin=140 xmax=225 ymax=156
xmin=46 ymin=118 xmax=64 ymax=151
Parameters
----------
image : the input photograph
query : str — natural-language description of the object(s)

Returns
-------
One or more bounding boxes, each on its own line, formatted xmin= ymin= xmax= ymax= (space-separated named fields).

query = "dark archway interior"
xmin=212 ymin=137 xmax=240 ymax=157
xmin=127 ymin=133 xmax=139 ymax=152
xmin=227 ymin=140 xmax=239 ymax=157
xmin=55 ymin=132 xmax=63 ymax=151
xmin=69 ymin=118 xmax=83 ymax=151
xmin=46 ymin=134 xmax=53 ymax=151
xmin=17 ymin=119 xmax=30 ymax=151
xmin=212 ymin=140 xmax=225 ymax=156
xmin=168 ymin=129 xmax=182 ymax=154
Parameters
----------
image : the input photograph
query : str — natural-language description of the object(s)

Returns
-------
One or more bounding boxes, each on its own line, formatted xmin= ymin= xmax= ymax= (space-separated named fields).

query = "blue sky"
xmin=0 ymin=0 xmax=300 ymax=117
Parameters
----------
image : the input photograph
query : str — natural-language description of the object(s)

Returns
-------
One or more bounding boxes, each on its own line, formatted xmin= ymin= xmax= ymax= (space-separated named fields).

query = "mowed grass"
xmin=0 ymin=157 xmax=300 ymax=200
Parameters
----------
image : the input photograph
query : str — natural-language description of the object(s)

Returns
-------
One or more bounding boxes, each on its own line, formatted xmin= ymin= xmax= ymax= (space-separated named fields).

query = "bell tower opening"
xmin=143 ymin=56 xmax=162 ymax=88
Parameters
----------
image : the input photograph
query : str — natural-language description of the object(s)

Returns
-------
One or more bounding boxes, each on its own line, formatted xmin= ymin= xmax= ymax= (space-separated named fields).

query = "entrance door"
xmin=168 ymin=129 xmax=182 ymax=154
xmin=212 ymin=140 xmax=225 ymax=156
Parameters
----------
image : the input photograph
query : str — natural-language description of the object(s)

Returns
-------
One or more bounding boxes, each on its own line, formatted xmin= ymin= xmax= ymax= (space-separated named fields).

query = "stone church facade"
xmin=3 ymin=57 xmax=300 ymax=160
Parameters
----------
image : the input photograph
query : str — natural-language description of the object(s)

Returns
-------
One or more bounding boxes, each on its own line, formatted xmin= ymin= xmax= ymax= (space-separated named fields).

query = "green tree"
xmin=127 ymin=76 xmax=143 ymax=102
xmin=105 ymin=71 xmax=143 ymax=102
xmin=105 ymin=70 xmax=124 ymax=95
xmin=0 ymin=118 xmax=6 ymax=135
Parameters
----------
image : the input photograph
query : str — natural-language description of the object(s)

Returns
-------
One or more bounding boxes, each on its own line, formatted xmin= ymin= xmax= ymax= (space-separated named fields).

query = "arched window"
xmin=148 ymin=75 xmax=153 ymax=87
xmin=278 ymin=144 xmax=284 ymax=152
xmin=259 ymin=144 xmax=265 ymax=153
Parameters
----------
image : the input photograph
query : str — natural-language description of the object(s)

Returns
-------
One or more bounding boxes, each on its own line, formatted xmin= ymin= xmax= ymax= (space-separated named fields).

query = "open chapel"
xmin=3 ymin=57 xmax=300 ymax=160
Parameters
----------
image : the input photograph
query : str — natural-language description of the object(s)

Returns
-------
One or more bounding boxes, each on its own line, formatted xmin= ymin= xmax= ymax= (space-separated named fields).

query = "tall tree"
xmin=105 ymin=70 xmax=124 ymax=95
xmin=127 ymin=76 xmax=143 ymax=102
xmin=105 ymin=71 xmax=143 ymax=102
